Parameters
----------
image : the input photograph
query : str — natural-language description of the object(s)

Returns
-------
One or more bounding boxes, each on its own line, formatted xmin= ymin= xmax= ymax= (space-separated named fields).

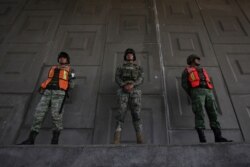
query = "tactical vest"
xmin=121 ymin=64 xmax=139 ymax=82
xmin=41 ymin=65 xmax=70 ymax=91
xmin=186 ymin=66 xmax=213 ymax=89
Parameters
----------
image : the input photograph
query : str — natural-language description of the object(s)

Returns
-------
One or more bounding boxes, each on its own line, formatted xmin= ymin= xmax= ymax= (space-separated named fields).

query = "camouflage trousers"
xmin=31 ymin=89 xmax=66 ymax=133
xmin=190 ymin=88 xmax=221 ymax=129
xmin=115 ymin=88 xmax=142 ymax=133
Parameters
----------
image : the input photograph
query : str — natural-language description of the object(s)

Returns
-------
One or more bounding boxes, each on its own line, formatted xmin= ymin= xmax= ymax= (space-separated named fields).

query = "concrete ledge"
xmin=0 ymin=143 xmax=250 ymax=167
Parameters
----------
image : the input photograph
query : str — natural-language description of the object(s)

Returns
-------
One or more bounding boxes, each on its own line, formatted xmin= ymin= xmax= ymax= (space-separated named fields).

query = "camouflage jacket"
xmin=115 ymin=62 xmax=144 ymax=88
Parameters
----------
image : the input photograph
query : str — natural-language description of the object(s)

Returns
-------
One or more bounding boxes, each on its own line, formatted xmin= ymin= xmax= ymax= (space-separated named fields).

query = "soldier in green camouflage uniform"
xmin=19 ymin=52 xmax=75 ymax=145
xmin=113 ymin=48 xmax=144 ymax=144
xmin=181 ymin=54 xmax=232 ymax=143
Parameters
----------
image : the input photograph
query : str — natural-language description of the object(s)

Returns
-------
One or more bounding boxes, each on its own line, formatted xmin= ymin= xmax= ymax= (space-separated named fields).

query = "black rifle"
xmin=59 ymin=91 xmax=69 ymax=114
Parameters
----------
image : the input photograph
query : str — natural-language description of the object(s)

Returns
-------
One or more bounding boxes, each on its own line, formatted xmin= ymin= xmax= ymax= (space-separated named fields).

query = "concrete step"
xmin=0 ymin=143 xmax=250 ymax=167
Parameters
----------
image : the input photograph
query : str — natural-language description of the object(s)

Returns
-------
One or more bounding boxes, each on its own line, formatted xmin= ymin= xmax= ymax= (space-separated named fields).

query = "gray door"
xmin=0 ymin=0 xmax=249 ymax=145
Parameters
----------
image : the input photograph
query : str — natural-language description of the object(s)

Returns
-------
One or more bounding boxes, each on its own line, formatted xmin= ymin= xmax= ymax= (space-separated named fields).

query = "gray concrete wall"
xmin=1 ymin=143 xmax=250 ymax=167
xmin=0 ymin=0 xmax=250 ymax=145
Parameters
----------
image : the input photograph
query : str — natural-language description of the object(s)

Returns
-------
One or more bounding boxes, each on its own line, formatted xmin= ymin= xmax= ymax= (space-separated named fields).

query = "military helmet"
xmin=124 ymin=48 xmax=136 ymax=61
xmin=58 ymin=51 xmax=70 ymax=64
xmin=187 ymin=54 xmax=200 ymax=65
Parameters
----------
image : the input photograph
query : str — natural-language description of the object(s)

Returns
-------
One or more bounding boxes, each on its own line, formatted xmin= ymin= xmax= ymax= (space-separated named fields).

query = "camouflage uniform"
xmin=115 ymin=62 xmax=144 ymax=133
xmin=182 ymin=66 xmax=220 ymax=129
xmin=31 ymin=66 xmax=75 ymax=133
xmin=19 ymin=52 xmax=75 ymax=145
xmin=181 ymin=54 xmax=232 ymax=143
xmin=31 ymin=90 xmax=66 ymax=132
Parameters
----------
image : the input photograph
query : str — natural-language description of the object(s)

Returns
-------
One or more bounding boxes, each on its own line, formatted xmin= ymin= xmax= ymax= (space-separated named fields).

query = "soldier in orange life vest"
xmin=19 ymin=52 xmax=75 ymax=145
xmin=181 ymin=54 xmax=232 ymax=143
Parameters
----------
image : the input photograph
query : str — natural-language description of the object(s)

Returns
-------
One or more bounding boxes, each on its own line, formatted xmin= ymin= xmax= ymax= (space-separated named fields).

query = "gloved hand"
xmin=123 ymin=83 xmax=134 ymax=93
xmin=70 ymin=72 xmax=76 ymax=79
xmin=38 ymin=87 xmax=45 ymax=94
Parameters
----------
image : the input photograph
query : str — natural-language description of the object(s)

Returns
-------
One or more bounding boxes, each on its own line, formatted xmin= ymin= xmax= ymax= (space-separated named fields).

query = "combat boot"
xmin=212 ymin=128 xmax=232 ymax=143
xmin=51 ymin=130 xmax=60 ymax=144
xmin=18 ymin=131 xmax=38 ymax=145
xmin=136 ymin=132 xmax=144 ymax=144
xmin=113 ymin=131 xmax=121 ymax=144
xmin=196 ymin=128 xmax=207 ymax=143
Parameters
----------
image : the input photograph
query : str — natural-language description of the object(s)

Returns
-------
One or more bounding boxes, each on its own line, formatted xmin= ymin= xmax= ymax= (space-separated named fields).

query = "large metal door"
xmin=0 ymin=0 xmax=249 ymax=145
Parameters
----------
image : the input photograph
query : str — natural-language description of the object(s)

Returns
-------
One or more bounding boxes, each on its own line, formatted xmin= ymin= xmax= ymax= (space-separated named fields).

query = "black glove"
xmin=38 ymin=87 xmax=45 ymax=94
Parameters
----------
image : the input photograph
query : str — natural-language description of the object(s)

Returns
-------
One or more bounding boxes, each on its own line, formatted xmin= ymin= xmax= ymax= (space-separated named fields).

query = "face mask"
xmin=194 ymin=59 xmax=200 ymax=66
xmin=195 ymin=62 xmax=200 ymax=66
xmin=59 ymin=57 xmax=68 ymax=65
xmin=60 ymin=62 xmax=67 ymax=65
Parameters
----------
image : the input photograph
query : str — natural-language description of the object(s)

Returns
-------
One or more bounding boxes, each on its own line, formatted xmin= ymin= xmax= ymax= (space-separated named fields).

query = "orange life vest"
xmin=41 ymin=65 xmax=70 ymax=91
xmin=186 ymin=66 xmax=213 ymax=89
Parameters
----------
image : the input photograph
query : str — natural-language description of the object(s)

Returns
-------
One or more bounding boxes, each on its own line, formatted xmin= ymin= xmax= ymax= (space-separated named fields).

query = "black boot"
xmin=18 ymin=131 xmax=38 ymax=145
xmin=212 ymin=128 xmax=233 ymax=143
xmin=196 ymin=128 xmax=207 ymax=143
xmin=136 ymin=132 xmax=144 ymax=144
xmin=113 ymin=131 xmax=121 ymax=144
xmin=51 ymin=130 xmax=60 ymax=145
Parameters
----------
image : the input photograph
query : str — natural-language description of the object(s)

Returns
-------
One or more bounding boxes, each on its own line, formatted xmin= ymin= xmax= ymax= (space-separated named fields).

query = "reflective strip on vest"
xmin=41 ymin=66 xmax=70 ymax=90
xmin=186 ymin=67 xmax=213 ymax=89
xmin=63 ymin=70 xmax=67 ymax=80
